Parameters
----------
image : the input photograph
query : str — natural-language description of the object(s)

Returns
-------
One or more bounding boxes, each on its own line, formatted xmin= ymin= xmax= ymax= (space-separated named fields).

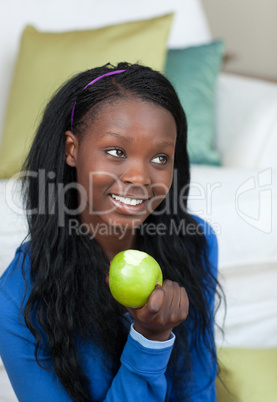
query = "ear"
xmin=65 ymin=131 xmax=78 ymax=167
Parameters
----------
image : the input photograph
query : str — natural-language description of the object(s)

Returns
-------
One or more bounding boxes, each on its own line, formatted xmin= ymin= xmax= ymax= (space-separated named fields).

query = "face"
xmin=65 ymin=97 xmax=177 ymax=233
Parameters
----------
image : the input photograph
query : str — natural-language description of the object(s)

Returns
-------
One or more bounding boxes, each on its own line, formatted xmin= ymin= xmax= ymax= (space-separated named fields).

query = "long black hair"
xmin=22 ymin=62 xmax=223 ymax=401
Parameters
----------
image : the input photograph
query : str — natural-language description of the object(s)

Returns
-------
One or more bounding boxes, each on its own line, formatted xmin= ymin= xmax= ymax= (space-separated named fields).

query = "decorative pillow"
xmin=164 ymin=40 xmax=224 ymax=165
xmin=216 ymin=348 xmax=277 ymax=402
xmin=0 ymin=13 xmax=173 ymax=178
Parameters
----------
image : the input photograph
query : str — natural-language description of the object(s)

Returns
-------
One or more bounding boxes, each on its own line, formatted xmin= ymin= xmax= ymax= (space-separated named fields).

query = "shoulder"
xmin=0 ymin=242 xmax=31 ymax=309
xmin=191 ymin=215 xmax=218 ymax=276
xmin=192 ymin=215 xmax=218 ymax=250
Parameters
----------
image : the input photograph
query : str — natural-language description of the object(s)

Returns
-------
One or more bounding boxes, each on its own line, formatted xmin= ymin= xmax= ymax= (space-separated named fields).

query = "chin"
xmin=104 ymin=213 xmax=148 ymax=232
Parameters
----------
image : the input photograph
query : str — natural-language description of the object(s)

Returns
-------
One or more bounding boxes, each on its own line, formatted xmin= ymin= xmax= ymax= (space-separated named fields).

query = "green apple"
xmin=109 ymin=249 xmax=163 ymax=308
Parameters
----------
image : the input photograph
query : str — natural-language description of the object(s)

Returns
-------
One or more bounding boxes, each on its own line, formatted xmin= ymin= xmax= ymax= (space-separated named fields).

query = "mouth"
xmin=110 ymin=194 xmax=145 ymax=206
xmin=109 ymin=193 xmax=149 ymax=214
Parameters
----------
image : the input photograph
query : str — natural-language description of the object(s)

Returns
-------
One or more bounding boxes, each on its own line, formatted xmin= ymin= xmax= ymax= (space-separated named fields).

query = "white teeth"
xmin=111 ymin=194 xmax=144 ymax=206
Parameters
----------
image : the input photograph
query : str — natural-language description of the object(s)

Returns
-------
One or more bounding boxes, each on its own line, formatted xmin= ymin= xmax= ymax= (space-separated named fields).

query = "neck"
xmin=94 ymin=228 xmax=137 ymax=261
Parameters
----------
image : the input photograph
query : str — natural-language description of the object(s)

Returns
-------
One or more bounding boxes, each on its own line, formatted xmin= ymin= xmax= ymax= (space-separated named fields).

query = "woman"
xmin=0 ymin=63 xmax=221 ymax=401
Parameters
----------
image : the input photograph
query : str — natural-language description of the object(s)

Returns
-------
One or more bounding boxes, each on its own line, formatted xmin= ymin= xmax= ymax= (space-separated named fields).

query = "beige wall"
xmin=202 ymin=0 xmax=277 ymax=81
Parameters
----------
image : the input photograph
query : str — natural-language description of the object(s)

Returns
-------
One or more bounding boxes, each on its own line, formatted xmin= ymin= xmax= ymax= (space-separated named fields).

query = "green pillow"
xmin=0 ymin=14 xmax=173 ymax=178
xmin=216 ymin=348 xmax=277 ymax=402
xmin=165 ymin=40 xmax=224 ymax=165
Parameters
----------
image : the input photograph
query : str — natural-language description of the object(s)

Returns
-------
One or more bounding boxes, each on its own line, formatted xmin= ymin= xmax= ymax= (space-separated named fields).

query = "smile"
xmin=111 ymin=194 xmax=144 ymax=206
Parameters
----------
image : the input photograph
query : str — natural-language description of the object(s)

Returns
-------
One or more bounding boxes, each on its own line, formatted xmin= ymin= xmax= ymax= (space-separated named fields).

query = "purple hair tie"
xmin=70 ymin=70 xmax=125 ymax=131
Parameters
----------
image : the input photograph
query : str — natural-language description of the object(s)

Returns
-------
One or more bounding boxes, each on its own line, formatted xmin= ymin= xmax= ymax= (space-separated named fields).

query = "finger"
xmin=162 ymin=280 xmax=180 ymax=309
xmin=125 ymin=287 xmax=165 ymax=321
xmin=179 ymin=287 xmax=189 ymax=320
xmin=161 ymin=281 xmax=188 ymax=324
xmin=145 ymin=286 xmax=165 ymax=313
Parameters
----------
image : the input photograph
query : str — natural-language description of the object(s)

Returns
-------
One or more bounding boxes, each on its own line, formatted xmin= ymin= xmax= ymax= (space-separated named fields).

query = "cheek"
xmin=149 ymin=170 xmax=173 ymax=211
xmin=152 ymin=169 xmax=174 ymax=196
xmin=85 ymin=172 xmax=116 ymax=197
xmin=75 ymin=156 xmax=117 ymax=188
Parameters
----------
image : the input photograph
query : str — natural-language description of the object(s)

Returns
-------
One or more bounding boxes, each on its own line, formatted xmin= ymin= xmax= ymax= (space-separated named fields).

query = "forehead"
xmin=84 ymin=97 xmax=177 ymax=141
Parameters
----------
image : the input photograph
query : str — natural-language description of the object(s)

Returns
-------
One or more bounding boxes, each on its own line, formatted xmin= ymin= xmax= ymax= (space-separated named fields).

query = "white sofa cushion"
xmin=0 ymin=361 xmax=17 ymax=402
xmin=189 ymin=165 xmax=277 ymax=348
xmin=216 ymin=73 xmax=277 ymax=168
xmin=226 ymin=97 xmax=277 ymax=169
xmin=189 ymin=165 xmax=277 ymax=270
xmin=0 ymin=180 xmax=27 ymax=276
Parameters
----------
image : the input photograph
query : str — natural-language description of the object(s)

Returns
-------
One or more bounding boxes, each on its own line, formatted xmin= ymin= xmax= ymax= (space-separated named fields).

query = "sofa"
xmin=0 ymin=1 xmax=276 ymax=401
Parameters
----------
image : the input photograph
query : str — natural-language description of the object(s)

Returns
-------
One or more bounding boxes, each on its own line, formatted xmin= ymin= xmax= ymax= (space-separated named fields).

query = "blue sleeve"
xmin=0 ymin=249 xmax=72 ymax=402
xmin=0 ymin=247 xmax=175 ymax=402
xmin=0 ymin=291 xmax=174 ymax=402
xmin=0 ymin=289 xmax=72 ymax=402
xmin=105 ymin=333 xmax=174 ymax=401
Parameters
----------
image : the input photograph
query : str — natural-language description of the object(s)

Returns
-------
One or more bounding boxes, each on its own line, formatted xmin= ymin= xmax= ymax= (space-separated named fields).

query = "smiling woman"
xmin=0 ymin=63 xmax=223 ymax=402
xmin=65 ymin=97 xmax=176 ymax=257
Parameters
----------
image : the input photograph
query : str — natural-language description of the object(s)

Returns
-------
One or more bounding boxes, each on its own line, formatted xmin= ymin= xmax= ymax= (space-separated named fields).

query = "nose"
xmin=120 ymin=159 xmax=151 ymax=187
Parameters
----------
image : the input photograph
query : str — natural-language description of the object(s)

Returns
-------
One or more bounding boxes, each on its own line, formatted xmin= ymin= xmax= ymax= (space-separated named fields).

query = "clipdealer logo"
xmin=5 ymin=168 xmax=273 ymax=234
xmin=235 ymin=168 xmax=272 ymax=233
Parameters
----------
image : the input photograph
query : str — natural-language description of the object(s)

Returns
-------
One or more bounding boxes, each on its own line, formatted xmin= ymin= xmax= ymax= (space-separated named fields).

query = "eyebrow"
xmin=102 ymin=132 xmax=133 ymax=142
xmin=103 ymin=132 xmax=175 ymax=147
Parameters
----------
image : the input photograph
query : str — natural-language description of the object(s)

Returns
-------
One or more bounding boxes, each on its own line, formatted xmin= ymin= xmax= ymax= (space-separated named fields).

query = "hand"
xmin=126 ymin=280 xmax=189 ymax=342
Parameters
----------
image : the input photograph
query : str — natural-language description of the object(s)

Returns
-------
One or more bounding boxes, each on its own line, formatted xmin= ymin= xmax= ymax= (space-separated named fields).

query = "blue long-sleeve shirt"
xmin=0 ymin=217 xmax=218 ymax=401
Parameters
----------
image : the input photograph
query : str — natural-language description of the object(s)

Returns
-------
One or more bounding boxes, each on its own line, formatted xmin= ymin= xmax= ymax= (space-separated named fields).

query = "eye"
xmin=151 ymin=154 xmax=168 ymax=165
xmin=106 ymin=148 xmax=126 ymax=159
